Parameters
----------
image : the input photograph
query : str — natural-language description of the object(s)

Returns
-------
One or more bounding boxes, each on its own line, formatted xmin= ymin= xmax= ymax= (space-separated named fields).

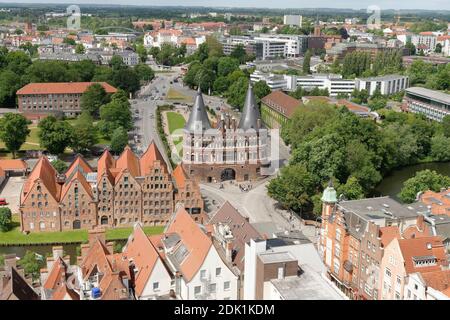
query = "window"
xmin=153 ymin=282 xmax=159 ymax=291
xmin=224 ymin=281 xmax=230 ymax=291
xmin=194 ymin=286 xmax=201 ymax=295
xmin=385 ymin=267 xmax=391 ymax=278
xmin=200 ymin=270 xmax=206 ymax=279
xmin=209 ymin=283 xmax=216 ymax=293
xmin=396 ymin=276 xmax=401 ymax=285
xmin=335 ymin=229 xmax=341 ymax=242
xmin=216 ymin=267 xmax=221 ymax=277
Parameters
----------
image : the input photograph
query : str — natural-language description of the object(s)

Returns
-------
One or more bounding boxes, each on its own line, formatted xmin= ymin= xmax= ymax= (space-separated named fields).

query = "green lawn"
xmin=166 ymin=111 xmax=186 ymax=134
xmin=0 ymin=125 xmax=44 ymax=158
xmin=166 ymin=88 xmax=193 ymax=103
xmin=0 ymin=216 xmax=164 ymax=245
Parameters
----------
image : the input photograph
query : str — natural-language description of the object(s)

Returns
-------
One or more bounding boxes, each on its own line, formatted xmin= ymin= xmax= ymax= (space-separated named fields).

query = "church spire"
xmin=238 ymin=82 xmax=261 ymax=130
xmin=185 ymin=87 xmax=211 ymax=132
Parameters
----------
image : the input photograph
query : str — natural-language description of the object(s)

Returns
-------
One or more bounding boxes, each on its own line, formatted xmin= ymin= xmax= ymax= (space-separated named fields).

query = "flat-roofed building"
xmin=403 ymin=87 xmax=450 ymax=122
xmin=355 ymin=74 xmax=409 ymax=96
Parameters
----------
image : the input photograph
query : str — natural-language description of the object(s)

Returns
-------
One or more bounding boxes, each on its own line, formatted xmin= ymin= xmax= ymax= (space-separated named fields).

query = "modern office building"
xmin=283 ymin=15 xmax=302 ymax=27
xmin=355 ymin=75 xmax=409 ymax=96
xmin=250 ymin=71 xmax=355 ymax=97
xmin=403 ymin=87 xmax=450 ymax=122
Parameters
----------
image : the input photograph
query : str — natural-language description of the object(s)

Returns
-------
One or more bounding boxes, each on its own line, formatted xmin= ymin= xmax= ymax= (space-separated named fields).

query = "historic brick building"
xmin=19 ymin=142 xmax=204 ymax=232
xmin=181 ymin=85 xmax=269 ymax=183
xmin=17 ymin=82 xmax=117 ymax=119
xmin=318 ymin=183 xmax=426 ymax=299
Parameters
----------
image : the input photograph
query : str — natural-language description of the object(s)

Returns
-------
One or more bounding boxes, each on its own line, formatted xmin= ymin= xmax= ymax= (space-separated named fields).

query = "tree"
xmin=253 ymin=80 xmax=271 ymax=103
xmin=435 ymin=43 xmax=442 ymax=53
xmin=267 ymin=164 xmax=316 ymax=215
xmin=338 ymin=176 xmax=364 ymax=200
xmin=226 ymin=76 xmax=249 ymax=110
xmin=51 ymin=159 xmax=68 ymax=174
xmin=405 ymin=41 xmax=416 ymax=55
xmin=0 ymin=207 xmax=12 ymax=232
xmin=442 ymin=115 xmax=450 ymax=138
xmin=75 ymin=43 xmax=85 ymax=54
xmin=6 ymin=50 xmax=31 ymax=74
xmin=110 ymin=127 xmax=129 ymax=154
xmin=135 ymin=44 xmax=148 ymax=63
xmin=399 ymin=170 xmax=450 ymax=203
xmin=213 ymin=76 xmax=229 ymax=94
xmin=134 ymin=63 xmax=155 ymax=82
xmin=38 ymin=116 xmax=74 ymax=155
xmin=303 ymin=50 xmax=312 ymax=74
xmin=63 ymin=37 xmax=76 ymax=45
xmin=194 ymin=67 xmax=216 ymax=93
xmin=0 ymin=70 xmax=22 ymax=107
xmin=230 ymin=44 xmax=246 ymax=64
xmin=111 ymin=67 xmax=140 ymax=94
xmin=0 ymin=113 xmax=30 ymax=158
xmin=80 ymin=83 xmax=109 ymax=118
xmin=70 ymin=112 xmax=98 ymax=154
xmin=18 ymin=251 xmax=43 ymax=280
xmin=98 ymin=92 xmax=132 ymax=137
xmin=217 ymin=57 xmax=239 ymax=77
xmin=22 ymin=60 xmax=68 ymax=83
xmin=430 ymin=135 xmax=450 ymax=161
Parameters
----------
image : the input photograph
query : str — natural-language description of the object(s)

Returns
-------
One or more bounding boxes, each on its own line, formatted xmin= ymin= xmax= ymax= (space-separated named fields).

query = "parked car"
xmin=0 ymin=199 xmax=8 ymax=206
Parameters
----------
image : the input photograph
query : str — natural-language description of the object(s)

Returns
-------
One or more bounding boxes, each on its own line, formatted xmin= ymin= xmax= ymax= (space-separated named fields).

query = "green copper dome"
xmin=321 ymin=184 xmax=337 ymax=203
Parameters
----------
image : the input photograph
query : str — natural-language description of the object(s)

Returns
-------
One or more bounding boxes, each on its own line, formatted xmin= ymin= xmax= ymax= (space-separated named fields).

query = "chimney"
xmin=4 ymin=254 xmax=17 ymax=271
xmin=46 ymin=257 xmax=55 ymax=272
xmin=256 ymin=119 xmax=261 ymax=129
xmin=106 ymin=241 xmax=114 ymax=254
xmin=52 ymin=246 xmax=64 ymax=260
xmin=231 ymin=118 xmax=236 ymax=130
xmin=88 ymin=227 xmax=106 ymax=245
xmin=80 ymin=244 xmax=91 ymax=258
xmin=416 ymin=215 xmax=425 ymax=232
xmin=225 ymin=241 xmax=233 ymax=263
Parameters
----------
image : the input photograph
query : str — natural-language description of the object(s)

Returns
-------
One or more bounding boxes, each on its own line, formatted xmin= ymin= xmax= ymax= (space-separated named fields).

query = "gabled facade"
xmin=20 ymin=141 xmax=202 ymax=232
xmin=161 ymin=206 xmax=239 ymax=300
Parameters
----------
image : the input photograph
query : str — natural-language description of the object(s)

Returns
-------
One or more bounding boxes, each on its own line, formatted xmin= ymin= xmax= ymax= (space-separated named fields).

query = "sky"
xmin=0 ymin=0 xmax=449 ymax=10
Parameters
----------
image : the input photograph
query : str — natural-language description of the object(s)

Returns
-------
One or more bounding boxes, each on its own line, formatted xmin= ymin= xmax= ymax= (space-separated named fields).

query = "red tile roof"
xmin=209 ymin=201 xmax=261 ymax=272
xmin=165 ymin=206 xmax=212 ymax=282
xmin=420 ymin=269 xmax=450 ymax=296
xmin=172 ymin=165 xmax=186 ymax=189
xmin=0 ymin=159 xmax=27 ymax=171
xmin=261 ymin=91 xmax=302 ymax=119
xmin=22 ymin=156 xmax=60 ymax=203
xmin=139 ymin=141 xmax=167 ymax=176
xmin=398 ymin=236 xmax=447 ymax=274
xmin=123 ymin=224 xmax=163 ymax=297
xmin=43 ymin=257 xmax=68 ymax=290
xmin=17 ymin=82 xmax=117 ymax=95
xmin=116 ymin=146 xmax=140 ymax=179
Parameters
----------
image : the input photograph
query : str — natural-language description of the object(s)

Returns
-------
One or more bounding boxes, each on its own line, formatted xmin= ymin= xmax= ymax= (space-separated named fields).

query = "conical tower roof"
xmin=185 ymin=87 xmax=211 ymax=132
xmin=238 ymin=82 xmax=261 ymax=130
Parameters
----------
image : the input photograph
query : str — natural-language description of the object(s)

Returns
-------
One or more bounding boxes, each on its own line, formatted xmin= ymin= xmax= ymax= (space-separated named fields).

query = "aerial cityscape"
xmin=0 ymin=1 xmax=448 ymax=305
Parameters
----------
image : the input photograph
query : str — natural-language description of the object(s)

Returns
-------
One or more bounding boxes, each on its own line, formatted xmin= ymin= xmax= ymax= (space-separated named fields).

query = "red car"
xmin=0 ymin=199 xmax=8 ymax=206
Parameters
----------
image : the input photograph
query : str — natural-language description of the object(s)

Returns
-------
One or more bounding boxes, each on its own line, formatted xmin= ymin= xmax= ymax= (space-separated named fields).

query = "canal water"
xmin=0 ymin=240 xmax=126 ymax=263
xmin=374 ymin=161 xmax=450 ymax=200
xmin=0 ymin=243 xmax=80 ymax=264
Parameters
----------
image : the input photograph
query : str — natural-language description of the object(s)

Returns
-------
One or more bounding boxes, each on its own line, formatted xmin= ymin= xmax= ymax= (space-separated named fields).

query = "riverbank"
xmin=374 ymin=161 xmax=450 ymax=200
xmin=0 ymin=219 xmax=164 ymax=246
